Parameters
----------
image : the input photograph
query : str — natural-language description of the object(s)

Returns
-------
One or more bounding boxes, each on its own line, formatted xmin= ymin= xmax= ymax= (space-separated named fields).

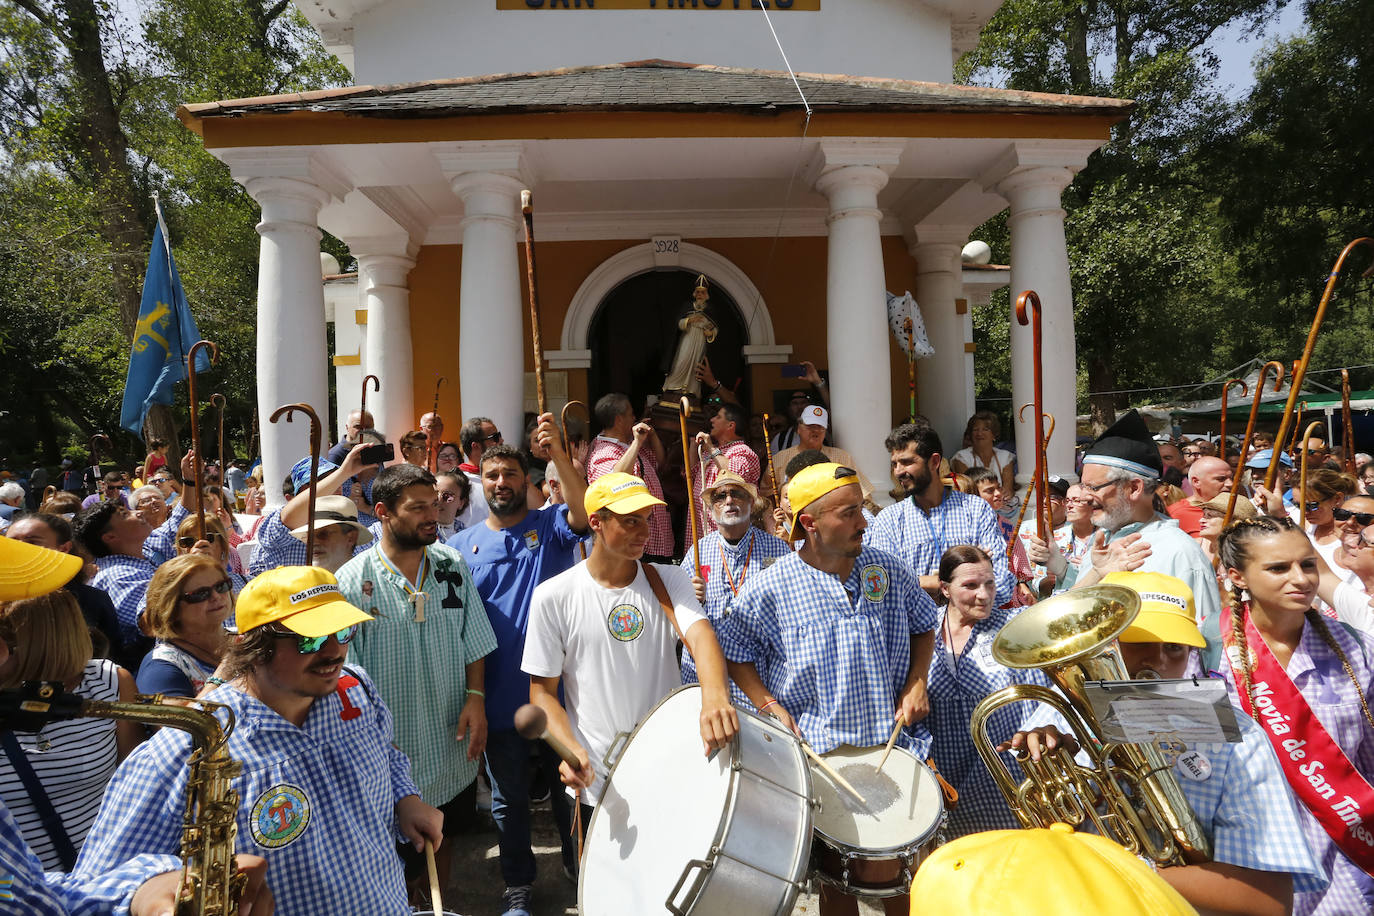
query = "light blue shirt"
xmin=868 ymin=490 xmax=1016 ymax=605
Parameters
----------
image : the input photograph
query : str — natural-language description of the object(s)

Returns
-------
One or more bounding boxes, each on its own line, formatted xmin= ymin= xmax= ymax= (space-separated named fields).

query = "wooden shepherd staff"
xmin=521 ymin=189 xmax=547 ymax=415
xmin=270 ymin=403 xmax=323 ymax=558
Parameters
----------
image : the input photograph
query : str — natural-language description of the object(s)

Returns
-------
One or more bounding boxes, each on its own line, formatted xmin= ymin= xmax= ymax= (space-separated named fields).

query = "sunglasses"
xmin=181 ymin=579 xmax=232 ymax=604
xmin=267 ymin=624 xmax=358 ymax=654
xmin=178 ymin=532 xmax=223 ymax=548
xmin=1333 ymin=508 xmax=1374 ymax=526
xmin=709 ymin=488 xmax=750 ymax=504
xmin=482 ymin=432 xmax=503 ymax=444
xmin=1304 ymin=501 xmax=1323 ymax=512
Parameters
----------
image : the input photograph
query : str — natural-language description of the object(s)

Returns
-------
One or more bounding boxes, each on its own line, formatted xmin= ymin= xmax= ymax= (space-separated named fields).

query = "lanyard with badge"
xmin=719 ymin=529 xmax=755 ymax=613
xmin=376 ymin=548 xmax=430 ymax=622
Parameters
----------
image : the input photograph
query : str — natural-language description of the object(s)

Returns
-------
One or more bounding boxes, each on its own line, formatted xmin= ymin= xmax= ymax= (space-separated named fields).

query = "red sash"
xmin=1221 ymin=605 xmax=1374 ymax=874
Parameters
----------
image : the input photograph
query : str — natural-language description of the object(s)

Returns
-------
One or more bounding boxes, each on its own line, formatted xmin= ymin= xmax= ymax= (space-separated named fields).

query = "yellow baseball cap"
xmin=0 ymin=538 xmax=83 ymax=602
xmin=910 ymin=824 xmax=1197 ymax=915
xmin=584 ymin=472 xmax=665 ymax=516
xmin=787 ymin=462 xmax=861 ymax=537
xmin=235 ymin=566 xmax=372 ymax=637
xmin=1103 ymin=571 xmax=1206 ymax=648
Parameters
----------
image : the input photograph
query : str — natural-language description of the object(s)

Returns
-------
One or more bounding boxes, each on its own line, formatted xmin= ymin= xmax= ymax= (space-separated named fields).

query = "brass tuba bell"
xmin=969 ymin=584 xmax=1212 ymax=866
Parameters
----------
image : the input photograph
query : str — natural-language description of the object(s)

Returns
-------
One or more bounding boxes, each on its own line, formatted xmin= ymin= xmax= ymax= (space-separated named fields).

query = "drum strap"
xmin=641 ymin=561 xmax=692 ymax=651
xmin=923 ymin=756 xmax=960 ymax=809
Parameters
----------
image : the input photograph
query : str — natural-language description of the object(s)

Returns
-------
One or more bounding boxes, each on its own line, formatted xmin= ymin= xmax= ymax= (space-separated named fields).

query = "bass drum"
xmin=579 ymin=686 xmax=812 ymax=915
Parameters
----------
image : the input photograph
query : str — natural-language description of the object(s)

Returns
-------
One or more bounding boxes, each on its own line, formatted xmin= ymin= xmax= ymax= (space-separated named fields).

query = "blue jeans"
xmin=484 ymin=729 xmax=576 ymax=887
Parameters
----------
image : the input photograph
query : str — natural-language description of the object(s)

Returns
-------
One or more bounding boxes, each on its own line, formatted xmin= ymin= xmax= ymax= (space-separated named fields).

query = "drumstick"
xmin=802 ymin=743 xmax=867 ymax=805
xmin=425 ymin=840 xmax=443 ymax=915
xmin=877 ymin=717 xmax=903 ymax=770
xmin=515 ymin=703 xmax=590 ymax=776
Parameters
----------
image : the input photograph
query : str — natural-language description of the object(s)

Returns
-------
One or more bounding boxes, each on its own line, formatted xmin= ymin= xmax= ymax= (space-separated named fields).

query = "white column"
xmin=814 ymin=141 xmax=903 ymax=504
xmin=449 ymin=171 xmax=526 ymax=444
xmin=358 ymin=253 xmax=417 ymax=448
xmin=910 ymin=228 xmax=972 ymax=455
xmin=244 ymin=177 xmax=333 ymax=507
xmin=998 ymin=165 xmax=1078 ymax=484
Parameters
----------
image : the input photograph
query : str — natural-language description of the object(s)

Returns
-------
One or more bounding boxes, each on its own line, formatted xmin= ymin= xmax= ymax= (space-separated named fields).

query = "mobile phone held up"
xmin=360 ymin=443 xmax=395 ymax=466
xmin=780 ymin=364 xmax=807 ymax=379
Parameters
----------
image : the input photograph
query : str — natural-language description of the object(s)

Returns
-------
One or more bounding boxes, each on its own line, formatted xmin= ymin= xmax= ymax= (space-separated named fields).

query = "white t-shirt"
xmin=1332 ymin=580 xmax=1374 ymax=638
xmin=456 ymin=468 xmax=489 ymax=529
xmin=952 ymin=446 xmax=1015 ymax=478
xmin=523 ymin=561 xmax=707 ymax=804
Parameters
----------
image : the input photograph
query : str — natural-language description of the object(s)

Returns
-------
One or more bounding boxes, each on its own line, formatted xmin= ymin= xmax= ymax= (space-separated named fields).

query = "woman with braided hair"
xmin=1218 ymin=515 xmax=1374 ymax=914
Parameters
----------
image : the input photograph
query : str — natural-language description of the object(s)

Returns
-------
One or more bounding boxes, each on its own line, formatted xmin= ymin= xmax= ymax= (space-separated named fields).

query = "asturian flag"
xmin=119 ymin=201 xmax=209 ymax=435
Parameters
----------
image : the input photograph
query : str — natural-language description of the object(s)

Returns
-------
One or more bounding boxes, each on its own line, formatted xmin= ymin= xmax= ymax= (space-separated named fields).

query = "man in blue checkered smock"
xmin=1009 ymin=571 xmax=1326 ymax=914
xmin=868 ymin=423 xmax=1016 ymax=606
xmin=681 ymin=472 xmax=791 ymax=707
xmin=74 ymin=566 xmax=442 ymax=916
xmin=248 ymin=455 xmax=335 ymax=576
xmin=75 ymin=501 xmax=165 ymax=653
xmin=721 ymin=464 xmax=938 ymax=754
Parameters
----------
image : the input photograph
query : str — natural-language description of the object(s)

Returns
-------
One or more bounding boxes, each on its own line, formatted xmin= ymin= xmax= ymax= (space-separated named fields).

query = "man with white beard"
xmin=1031 ymin=410 xmax=1223 ymax=670
xmin=289 ymin=494 xmax=374 ymax=573
xmin=681 ymin=472 xmax=791 ymax=706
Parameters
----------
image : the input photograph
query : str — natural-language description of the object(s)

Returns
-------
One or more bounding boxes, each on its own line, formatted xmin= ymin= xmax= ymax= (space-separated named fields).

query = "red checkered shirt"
xmin=586 ymin=435 xmax=675 ymax=557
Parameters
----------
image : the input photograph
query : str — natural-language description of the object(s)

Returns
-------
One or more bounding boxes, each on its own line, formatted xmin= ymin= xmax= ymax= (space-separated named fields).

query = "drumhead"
xmin=579 ymin=686 xmax=734 ymax=915
xmin=810 ymin=745 xmax=943 ymax=853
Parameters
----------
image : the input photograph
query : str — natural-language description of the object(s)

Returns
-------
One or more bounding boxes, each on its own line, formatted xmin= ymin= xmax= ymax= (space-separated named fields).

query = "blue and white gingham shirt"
xmin=141 ymin=503 xmax=190 ymax=567
xmin=917 ymin=605 xmax=1051 ymax=837
xmin=681 ymin=526 xmax=793 ymax=706
xmin=2 ymin=798 xmax=181 ymax=916
xmin=247 ymin=508 xmax=308 ymax=576
xmin=720 ymin=545 xmax=938 ymax=753
xmin=90 ymin=554 xmax=156 ymax=644
xmin=868 ymin=490 xmax=1016 ymax=605
xmin=74 ymin=669 xmax=420 ymax=916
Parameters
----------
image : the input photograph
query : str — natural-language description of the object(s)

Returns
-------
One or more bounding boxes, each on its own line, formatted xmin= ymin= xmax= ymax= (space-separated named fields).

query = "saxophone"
xmin=1 ymin=681 xmax=246 ymax=915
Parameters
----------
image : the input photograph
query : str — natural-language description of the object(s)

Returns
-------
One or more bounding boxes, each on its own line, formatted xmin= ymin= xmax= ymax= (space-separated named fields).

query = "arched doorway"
xmin=587 ymin=269 xmax=751 ymax=416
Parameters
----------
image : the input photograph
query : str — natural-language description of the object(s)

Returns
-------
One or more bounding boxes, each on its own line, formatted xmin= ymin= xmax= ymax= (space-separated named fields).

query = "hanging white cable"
xmin=757 ymin=3 xmax=812 ymax=116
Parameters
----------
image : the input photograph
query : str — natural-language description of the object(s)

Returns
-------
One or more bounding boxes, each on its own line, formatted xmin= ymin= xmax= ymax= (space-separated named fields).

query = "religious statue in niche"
xmin=660 ymin=274 xmax=718 ymax=401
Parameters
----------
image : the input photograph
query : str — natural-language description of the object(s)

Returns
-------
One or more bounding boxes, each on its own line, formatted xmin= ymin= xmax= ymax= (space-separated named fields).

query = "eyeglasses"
xmin=482 ymin=432 xmax=503 ymax=444
xmin=1181 ymin=450 xmax=1202 ymax=457
xmin=1063 ymin=497 xmax=1091 ymax=505
xmin=266 ymin=624 xmax=358 ymax=654
xmin=177 ymin=532 xmax=223 ymax=548
xmin=1304 ymin=501 xmax=1323 ymax=512
xmin=180 ymin=579 xmax=232 ymax=604
xmin=1333 ymin=508 xmax=1374 ymax=526
xmin=1081 ymin=479 xmax=1119 ymax=493
xmin=709 ymin=488 xmax=749 ymax=504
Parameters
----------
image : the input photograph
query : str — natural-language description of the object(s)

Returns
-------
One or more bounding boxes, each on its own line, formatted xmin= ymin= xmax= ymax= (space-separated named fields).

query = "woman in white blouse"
xmin=950 ymin=410 xmax=1016 ymax=497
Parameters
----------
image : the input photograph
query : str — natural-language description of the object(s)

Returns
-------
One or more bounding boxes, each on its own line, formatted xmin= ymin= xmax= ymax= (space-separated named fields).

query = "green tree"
xmin=0 ymin=0 xmax=346 ymax=471
xmin=959 ymin=0 xmax=1282 ymax=429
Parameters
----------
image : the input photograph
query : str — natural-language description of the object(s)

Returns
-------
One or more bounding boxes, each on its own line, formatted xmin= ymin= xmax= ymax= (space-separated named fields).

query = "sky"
xmin=1207 ymin=1 xmax=1307 ymax=98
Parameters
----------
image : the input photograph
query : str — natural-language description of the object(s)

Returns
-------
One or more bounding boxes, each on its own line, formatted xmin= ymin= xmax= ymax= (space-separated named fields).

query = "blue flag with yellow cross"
xmin=119 ymin=206 xmax=209 ymax=435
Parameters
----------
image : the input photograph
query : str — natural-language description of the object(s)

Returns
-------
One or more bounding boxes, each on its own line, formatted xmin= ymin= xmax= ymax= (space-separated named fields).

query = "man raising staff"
xmin=586 ymin=393 xmax=674 ymax=563
xmin=449 ymin=415 xmax=589 ymax=916
xmin=868 ymin=422 xmax=1015 ymax=605
xmin=336 ymin=464 xmax=498 ymax=898
xmin=523 ymin=473 xmax=738 ymax=815
xmin=722 ymin=463 xmax=937 ymax=916
xmin=681 ymin=472 xmax=791 ymax=703
xmin=691 ymin=402 xmax=761 ymax=532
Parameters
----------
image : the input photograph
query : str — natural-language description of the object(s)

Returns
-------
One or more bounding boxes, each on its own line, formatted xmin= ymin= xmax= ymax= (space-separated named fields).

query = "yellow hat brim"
xmin=1119 ymin=610 xmax=1207 ymax=648
xmin=269 ymin=600 xmax=374 ymax=638
xmin=0 ymin=538 xmax=83 ymax=602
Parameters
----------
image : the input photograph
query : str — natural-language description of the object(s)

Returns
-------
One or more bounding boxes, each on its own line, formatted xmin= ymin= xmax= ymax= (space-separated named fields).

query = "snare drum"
xmin=579 ymin=686 xmax=813 ymax=915
xmin=809 ymin=744 xmax=945 ymax=898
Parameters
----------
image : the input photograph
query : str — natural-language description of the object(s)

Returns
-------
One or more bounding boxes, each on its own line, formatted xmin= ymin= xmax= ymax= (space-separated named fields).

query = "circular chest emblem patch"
xmin=607 ymin=604 xmax=645 ymax=642
xmin=250 ymin=784 xmax=311 ymax=849
xmin=861 ymin=565 xmax=889 ymax=602
xmin=1175 ymin=750 xmax=1213 ymax=782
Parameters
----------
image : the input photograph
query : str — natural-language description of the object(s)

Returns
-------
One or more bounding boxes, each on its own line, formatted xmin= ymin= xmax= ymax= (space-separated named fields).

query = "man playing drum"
xmin=721 ymin=463 xmax=939 ymax=916
xmin=522 ymin=472 xmax=738 ymax=817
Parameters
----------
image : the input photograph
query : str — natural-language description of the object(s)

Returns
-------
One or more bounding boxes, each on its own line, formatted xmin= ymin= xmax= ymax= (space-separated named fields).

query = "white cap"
xmin=801 ymin=405 xmax=829 ymax=429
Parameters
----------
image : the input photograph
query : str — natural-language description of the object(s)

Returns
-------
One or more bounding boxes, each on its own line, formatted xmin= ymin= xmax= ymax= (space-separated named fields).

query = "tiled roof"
xmin=182 ymin=59 xmax=1133 ymax=120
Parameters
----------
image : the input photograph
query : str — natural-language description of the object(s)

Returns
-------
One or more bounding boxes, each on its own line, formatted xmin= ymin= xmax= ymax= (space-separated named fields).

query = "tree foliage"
xmin=0 ymin=0 xmax=346 ymax=471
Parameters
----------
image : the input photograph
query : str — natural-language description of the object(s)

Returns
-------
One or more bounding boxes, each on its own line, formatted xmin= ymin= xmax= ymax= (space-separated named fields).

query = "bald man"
xmin=1167 ymin=456 xmax=1232 ymax=537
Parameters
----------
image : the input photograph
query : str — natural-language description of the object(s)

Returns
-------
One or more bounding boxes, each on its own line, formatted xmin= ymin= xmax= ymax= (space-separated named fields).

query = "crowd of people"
xmin=3 ymin=374 xmax=1373 ymax=916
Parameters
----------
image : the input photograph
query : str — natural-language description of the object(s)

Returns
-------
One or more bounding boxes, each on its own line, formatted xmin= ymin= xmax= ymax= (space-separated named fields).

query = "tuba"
xmin=1 ymin=682 xmax=246 ymax=915
xmin=968 ymin=585 xmax=1212 ymax=866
